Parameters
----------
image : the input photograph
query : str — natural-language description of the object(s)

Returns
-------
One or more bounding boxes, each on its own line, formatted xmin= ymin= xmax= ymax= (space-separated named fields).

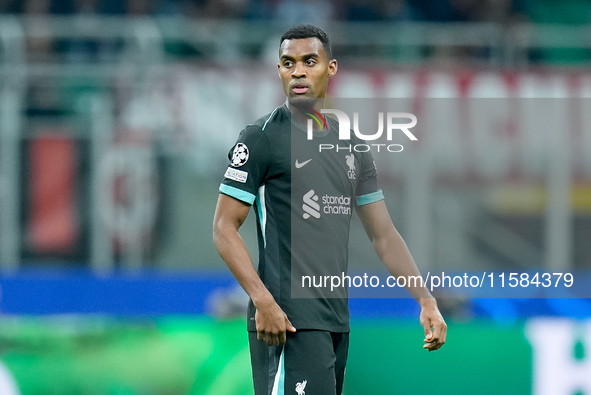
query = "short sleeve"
xmin=355 ymin=150 xmax=384 ymax=206
xmin=219 ymin=126 xmax=271 ymax=205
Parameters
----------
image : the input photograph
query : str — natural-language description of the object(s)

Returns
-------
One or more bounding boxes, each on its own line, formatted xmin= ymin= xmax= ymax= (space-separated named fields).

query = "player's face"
xmin=278 ymin=37 xmax=337 ymax=109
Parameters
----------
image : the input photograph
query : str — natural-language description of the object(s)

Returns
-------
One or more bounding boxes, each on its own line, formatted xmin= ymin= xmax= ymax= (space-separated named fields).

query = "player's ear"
xmin=328 ymin=59 xmax=338 ymax=78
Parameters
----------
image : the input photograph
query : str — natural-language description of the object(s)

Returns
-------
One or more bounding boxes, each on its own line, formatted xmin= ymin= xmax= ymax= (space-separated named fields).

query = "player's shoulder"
xmin=246 ymin=104 xmax=288 ymax=134
xmin=234 ymin=105 xmax=288 ymax=156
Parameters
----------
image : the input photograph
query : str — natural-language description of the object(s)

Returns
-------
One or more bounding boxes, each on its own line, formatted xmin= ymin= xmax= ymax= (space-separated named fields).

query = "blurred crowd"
xmin=0 ymin=0 xmax=589 ymax=66
xmin=0 ymin=0 xmax=589 ymax=25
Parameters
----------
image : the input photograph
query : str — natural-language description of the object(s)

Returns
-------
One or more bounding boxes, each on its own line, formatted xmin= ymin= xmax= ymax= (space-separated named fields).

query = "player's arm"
xmin=213 ymin=193 xmax=296 ymax=346
xmin=356 ymin=200 xmax=446 ymax=351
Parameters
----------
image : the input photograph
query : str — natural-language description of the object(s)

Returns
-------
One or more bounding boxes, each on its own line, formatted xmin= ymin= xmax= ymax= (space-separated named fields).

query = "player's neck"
xmin=286 ymin=99 xmax=325 ymax=131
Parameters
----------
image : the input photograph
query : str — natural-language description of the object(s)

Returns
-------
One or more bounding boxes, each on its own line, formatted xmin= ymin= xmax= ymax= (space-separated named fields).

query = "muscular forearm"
xmin=358 ymin=201 xmax=446 ymax=349
xmin=213 ymin=200 xmax=296 ymax=345
xmin=372 ymin=227 xmax=433 ymax=302
xmin=213 ymin=225 xmax=274 ymax=308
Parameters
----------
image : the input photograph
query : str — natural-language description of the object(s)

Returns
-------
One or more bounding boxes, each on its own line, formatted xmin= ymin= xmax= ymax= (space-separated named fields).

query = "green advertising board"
xmin=0 ymin=316 xmax=588 ymax=394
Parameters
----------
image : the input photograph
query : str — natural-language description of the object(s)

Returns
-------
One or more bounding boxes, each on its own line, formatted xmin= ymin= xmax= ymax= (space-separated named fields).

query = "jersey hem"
xmin=247 ymin=323 xmax=350 ymax=333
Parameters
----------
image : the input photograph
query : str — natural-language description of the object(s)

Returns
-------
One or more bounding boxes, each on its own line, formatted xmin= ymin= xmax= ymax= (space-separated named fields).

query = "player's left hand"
xmin=419 ymin=298 xmax=447 ymax=351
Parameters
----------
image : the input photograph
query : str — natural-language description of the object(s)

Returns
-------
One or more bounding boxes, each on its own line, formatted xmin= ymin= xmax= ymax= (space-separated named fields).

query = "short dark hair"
xmin=280 ymin=24 xmax=332 ymax=59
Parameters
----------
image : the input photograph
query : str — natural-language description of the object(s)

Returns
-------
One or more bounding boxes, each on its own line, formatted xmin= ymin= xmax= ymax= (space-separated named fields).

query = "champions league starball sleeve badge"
xmin=231 ymin=143 xmax=249 ymax=167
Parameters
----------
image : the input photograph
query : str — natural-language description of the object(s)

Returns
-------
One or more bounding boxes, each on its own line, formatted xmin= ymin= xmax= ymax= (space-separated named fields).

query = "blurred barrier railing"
xmin=0 ymin=16 xmax=25 ymax=272
xmin=1 ymin=17 xmax=591 ymax=67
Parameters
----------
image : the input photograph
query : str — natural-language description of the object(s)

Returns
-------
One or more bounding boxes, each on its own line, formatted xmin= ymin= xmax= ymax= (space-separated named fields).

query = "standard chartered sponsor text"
xmin=322 ymin=194 xmax=351 ymax=215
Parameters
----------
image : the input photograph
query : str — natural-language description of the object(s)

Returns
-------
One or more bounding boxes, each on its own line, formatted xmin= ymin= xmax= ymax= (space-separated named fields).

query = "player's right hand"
xmin=255 ymin=300 xmax=296 ymax=346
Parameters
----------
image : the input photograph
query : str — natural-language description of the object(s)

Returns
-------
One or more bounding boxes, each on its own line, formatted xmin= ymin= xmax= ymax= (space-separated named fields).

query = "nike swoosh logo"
xmin=295 ymin=159 xmax=312 ymax=169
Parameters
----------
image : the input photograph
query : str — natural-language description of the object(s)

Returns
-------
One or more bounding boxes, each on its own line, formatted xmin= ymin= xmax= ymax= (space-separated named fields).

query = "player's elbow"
xmin=372 ymin=235 xmax=388 ymax=256
xmin=371 ymin=227 xmax=402 ymax=255
xmin=212 ymin=215 xmax=238 ymax=253
xmin=212 ymin=218 xmax=226 ymax=251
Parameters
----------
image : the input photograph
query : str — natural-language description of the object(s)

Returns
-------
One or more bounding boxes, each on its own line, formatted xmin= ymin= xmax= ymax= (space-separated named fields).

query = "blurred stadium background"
xmin=0 ymin=0 xmax=591 ymax=394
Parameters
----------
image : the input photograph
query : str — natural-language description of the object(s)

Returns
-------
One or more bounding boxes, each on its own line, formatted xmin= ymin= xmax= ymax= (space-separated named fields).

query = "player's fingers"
xmin=421 ymin=320 xmax=433 ymax=342
xmin=259 ymin=331 xmax=273 ymax=346
xmin=273 ymin=332 xmax=285 ymax=346
xmin=423 ymin=339 xmax=441 ymax=350
xmin=278 ymin=330 xmax=287 ymax=344
xmin=264 ymin=333 xmax=274 ymax=346
xmin=426 ymin=340 xmax=444 ymax=351
xmin=420 ymin=314 xmax=432 ymax=334
xmin=423 ymin=322 xmax=447 ymax=351
xmin=432 ymin=318 xmax=447 ymax=343
xmin=437 ymin=321 xmax=448 ymax=346
xmin=430 ymin=323 xmax=442 ymax=343
xmin=285 ymin=316 xmax=296 ymax=333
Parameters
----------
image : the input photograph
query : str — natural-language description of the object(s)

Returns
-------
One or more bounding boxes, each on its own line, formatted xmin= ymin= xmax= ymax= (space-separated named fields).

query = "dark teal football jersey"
xmin=220 ymin=104 xmax=384 ymax=332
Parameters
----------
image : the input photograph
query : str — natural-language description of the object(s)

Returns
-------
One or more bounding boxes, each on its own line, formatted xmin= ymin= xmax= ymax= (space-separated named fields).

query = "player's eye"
xmin=305 ymin=59 xmax=316 ymax=66
xmin=283 ymin=60 xmax=294 ymax=67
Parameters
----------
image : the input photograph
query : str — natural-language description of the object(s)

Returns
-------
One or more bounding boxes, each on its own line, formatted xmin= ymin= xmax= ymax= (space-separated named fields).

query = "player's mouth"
xmin=291 ymin=83 xmax=309 ymax=94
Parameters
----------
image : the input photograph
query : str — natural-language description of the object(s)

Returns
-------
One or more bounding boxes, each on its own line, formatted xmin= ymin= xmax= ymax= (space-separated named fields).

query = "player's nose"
xmin=292 ymin=61 xmax=306 ymax=78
